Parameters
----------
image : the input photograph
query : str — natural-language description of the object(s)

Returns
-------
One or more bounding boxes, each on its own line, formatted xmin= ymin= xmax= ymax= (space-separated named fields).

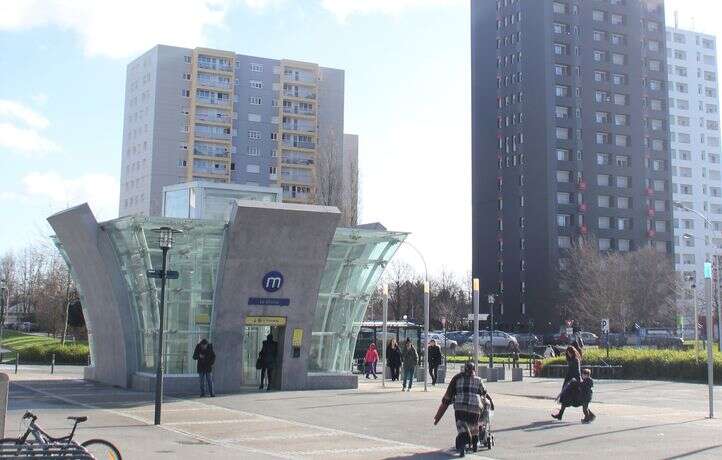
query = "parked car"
xmin=579 ymin=331 xmax=599 ymax=346
xmin=17 ymin=322 xmax=36 ymax=332
xmin=421 ymin=332 xmax=458 ymax=353
xmin=642 ymin=329 xmax=684 ymax=349
xmin=513 ymin=333 xmax=540 ymax=350
xmin=459 ymin=330 xmax=519 ymax=353
xmin=445 ymin=330 xmax=473 ymax=346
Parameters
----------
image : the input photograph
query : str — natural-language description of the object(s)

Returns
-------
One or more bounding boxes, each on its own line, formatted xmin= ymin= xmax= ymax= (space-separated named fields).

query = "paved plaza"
xmin=3 ymin=366 xmax=722 ymax=459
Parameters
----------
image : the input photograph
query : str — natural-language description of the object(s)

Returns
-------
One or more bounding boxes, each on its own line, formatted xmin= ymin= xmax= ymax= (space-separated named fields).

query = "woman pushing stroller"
xmin=434 ymin=362 xmax=494 ymax=457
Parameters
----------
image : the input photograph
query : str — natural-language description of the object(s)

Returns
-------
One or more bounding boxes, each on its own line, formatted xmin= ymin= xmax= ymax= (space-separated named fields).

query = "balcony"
xmin=194 ymin=126 xmax=231 ymax=141
xmin=282 ymin=140 xmax=315 ymax=150
xmin=282 ymin=123 xmax=315 ymax=134
xmin=196 ymin=77 xmax=230 ymax=90
xmin=196 ymin=97 xmax=231 ymax=107
xmin=195 ymin=112 xmax=231 ymax=124
xmin=283 ymin=91 xmax=316 ymax=100
xmin=283 ymin=106 xmax=315 ymax=116
xmin=281 ymin=155 xmax=314 ymax=166
xmin=197 ymin=61 xmax=232 ymax=72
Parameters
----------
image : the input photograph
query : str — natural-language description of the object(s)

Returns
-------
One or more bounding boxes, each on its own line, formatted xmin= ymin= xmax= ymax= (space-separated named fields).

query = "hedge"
xmin=540 ymin=348 xmax=722 ymax=384
xmin=16 ymin=343 xmax=90 ymax=365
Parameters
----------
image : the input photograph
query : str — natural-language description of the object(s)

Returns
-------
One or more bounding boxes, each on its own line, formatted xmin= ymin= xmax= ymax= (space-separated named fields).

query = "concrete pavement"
xmin=3 ymin=366 xmax=722 ymax=459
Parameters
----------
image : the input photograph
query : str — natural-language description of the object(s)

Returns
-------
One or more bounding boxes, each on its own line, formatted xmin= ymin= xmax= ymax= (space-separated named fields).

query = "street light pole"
xmin=704 ymin=261 xmax=715 ymax=418
xmin=488 ymin=294 xmax=495 ymax=369
xmin=382 ymin=284 xmax=388 ymax=389
xmin=472 ymin=279 xmax=480 ymax=366
xmin=423 ymin=281 xmax=430 ymax=392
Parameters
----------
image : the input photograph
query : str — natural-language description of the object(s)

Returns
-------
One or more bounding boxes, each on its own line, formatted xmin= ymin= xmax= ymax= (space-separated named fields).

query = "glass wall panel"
xmin=309 ymin=228 xmax=407 ymax=373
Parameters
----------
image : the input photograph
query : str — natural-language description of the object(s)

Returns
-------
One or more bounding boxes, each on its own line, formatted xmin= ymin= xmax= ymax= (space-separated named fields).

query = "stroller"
xmin=477 ymin=395 xmax=495 ymax=450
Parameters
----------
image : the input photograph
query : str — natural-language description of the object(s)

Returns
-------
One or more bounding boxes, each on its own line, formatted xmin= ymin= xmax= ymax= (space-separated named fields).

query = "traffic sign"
xmin=566 ymin=327 xmax=573 ymax=337
xmin=601 ymin=318 xmax=610 ymax=334
xmin=467 ymin=313 xmax=490 ymax=321
xmin=146 ymin=269 xmax=179 ymax=279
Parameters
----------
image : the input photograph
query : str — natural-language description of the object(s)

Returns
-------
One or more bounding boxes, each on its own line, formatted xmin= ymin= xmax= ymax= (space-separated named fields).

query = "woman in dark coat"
xmin=552 ymin=345 xmax=582 ymax=420
xmin=259 ymin=333 xmax=277 ymax=391
xmin=428 ymin=339 xmax=443 ymax=385
xmin=386 ymin=338 xmax=402 ymax=381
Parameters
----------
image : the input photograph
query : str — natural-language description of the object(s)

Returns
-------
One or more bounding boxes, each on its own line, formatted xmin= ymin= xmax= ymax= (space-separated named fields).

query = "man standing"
xmin=259 ymin=333 xmax=278 ymax=391
xmin=428 ymin=339 xmax=442 ymax=385
xmin=192 ymin=339 xmax=216 ymax=397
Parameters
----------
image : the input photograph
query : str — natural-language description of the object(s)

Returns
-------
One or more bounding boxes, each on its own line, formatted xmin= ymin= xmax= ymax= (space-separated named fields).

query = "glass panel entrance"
xmin=242 ymin=325 xmax=269 ymax=386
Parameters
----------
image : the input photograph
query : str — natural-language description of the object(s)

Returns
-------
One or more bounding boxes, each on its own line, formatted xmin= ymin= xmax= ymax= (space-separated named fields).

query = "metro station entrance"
xmin=242 ymin=316 xmax=285 ymax=389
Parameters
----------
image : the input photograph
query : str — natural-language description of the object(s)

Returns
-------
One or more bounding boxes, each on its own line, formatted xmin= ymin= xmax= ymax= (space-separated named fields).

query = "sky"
xmin=0 ymin=0 xmax=719 ymax=276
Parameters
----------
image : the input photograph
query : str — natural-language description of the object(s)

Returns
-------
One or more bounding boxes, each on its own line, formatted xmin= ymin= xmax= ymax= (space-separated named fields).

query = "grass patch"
xmin=1 ymin=331 xmax=89 ymax=364
xmin=540 ymin=347 xmax=722 ymax=384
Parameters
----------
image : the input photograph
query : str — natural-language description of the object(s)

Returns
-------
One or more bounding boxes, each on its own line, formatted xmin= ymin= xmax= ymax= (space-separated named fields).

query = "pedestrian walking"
xmin=259 ymin=333 xmax=278 ymax=391
xmin=364 ymin=343 xmax=379 ymax=379
xmin=401 ymin=338 xmax=418 ymax=391
xmin=552 ymin=346 xmax=583 ymax=421
xmin=434 ymin=362 xmax=494 ymax=457
xmin=192 ymin=339 xmax=216 ymax=397
xmin=579 ymin=368 xmax=595 ymax=423
xmin=428 ymin=339 xmax=442 ymax=385
xmin=387 ymin=339 xmax=402 ymax=381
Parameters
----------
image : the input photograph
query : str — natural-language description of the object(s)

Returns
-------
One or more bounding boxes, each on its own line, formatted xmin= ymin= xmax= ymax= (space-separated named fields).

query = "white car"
xmin=421 ymin=333 xmax=458 ymax=352
xmin=460 ymin=330 xmax=519 ymax=353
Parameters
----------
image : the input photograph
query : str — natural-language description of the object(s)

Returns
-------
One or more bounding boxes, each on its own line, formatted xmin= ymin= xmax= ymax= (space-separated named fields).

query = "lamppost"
xmin=675 ymin=202 xmax=722 ymax=351
xmin=382 ymin=284 xmax=388 ymax=389
xmin=488 ymin=293 xmax=496 ymax=368
xmin=0 ymin=278 xmax=7 ymax=357
xmin=149 ymin=226 xmax=181 ymax=426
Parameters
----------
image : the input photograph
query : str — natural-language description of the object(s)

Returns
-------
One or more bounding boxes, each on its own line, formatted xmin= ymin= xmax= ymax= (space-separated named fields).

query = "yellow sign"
xmin=245 ymin=316 xmax=287 ymax=326
xmin=194 ymin=313 xmax=210 ymax=325
xmin=292 ymin=328 xmax=303 ymax=347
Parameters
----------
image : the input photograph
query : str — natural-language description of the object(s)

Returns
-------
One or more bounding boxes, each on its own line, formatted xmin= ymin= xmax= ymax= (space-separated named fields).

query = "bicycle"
xmin=0 ymin=411 xmax=122 ymax=459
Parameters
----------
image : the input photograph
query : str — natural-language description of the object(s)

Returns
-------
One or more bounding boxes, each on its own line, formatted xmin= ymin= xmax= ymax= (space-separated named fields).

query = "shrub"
xmin=18 ymin=343 xmax=90 ymax=365
xmin=540 ymin=348 xmax=722 ymax=384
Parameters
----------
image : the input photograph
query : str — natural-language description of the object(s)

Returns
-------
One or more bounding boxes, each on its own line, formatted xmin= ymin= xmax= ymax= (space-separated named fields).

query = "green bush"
xmin=18 ymin=343 xmax=90 ymax=365
xmin=540 ymin=348 xmax=722 ymax=384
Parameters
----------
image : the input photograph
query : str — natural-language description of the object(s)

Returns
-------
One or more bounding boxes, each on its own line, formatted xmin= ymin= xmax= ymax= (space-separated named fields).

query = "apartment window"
xmin=594 ymin=70 xmax=609 ymax=82
xmin=614 ymin=134 xmax=629 ymax=147
xmin=593 ymin=50 xmax=607 ymax=62
xmin=653 ymin=180 xmax=666 ymax=192
xmin=616 ymin=176 xmax=630 ymax=188
xmin=557 ymin=170 xmax=571 ymax=182
xmin=679 ymin=167 xmax=692 ymax=177
xmin=181 ymin=89 xmax=190 ymax=97
xmin=557 ymin=214 xmax=572 ymax=227
xmin=556 ymin=148 xmax=571 ymax=161
xmin=649 ymin=79 xmax=663 ymax=91
xmin=652 ymin=159 xmax=666 ymax=171
xmin=555 ymin=85 xmax=570 ymax=97
xmin=246 ymin=164 xmax=260 ymax=174
xmin=249 ymin=80 xmax=264 ymax=89
xmin=678 ymin=133 xmax=691 ymax=144
xmin=554 ymin=43 xmax=568 ymax=55
xmin=249 ymin=96 xmax=262 ymax=105
xmin=596 ymin=153 xmax=610 ymax=165
xmin=612 ymin=53 xmax=626 ymax=65
xmin=553 ymin=22 xmax=569 ymax=34
xmin=615 ymin=155 xmax=629 ymax=167
xmin=595 ymin=111 xmax=610 ymax=123
xmin=557 ymin=192 xmax=571 ymax=204
xmin=595 ymin=90 xmax=611 ymax=103
xmin=648 ymin=59 xmax=661 ymax=71
xmin=677 ymin=116 xmax=690 ymax=127
xmin=597 ymin=174 xmax=611 ymax=186
xmin=558 ymin=236 xmax=572 ymax=248
xmin=703 ymin=38 xmax=715 ymax=49
xmin=651 ymin=139 xmax=664 ymax=151
xmin=617 ymin=196 xmax=630 ymax=209
xmin=596 ymin=132 xmax=610 ymax=144
xmin=555 ymin=64 xmax=570 ymax=76
xmin=610 ymin=14 xmax=624 ymax=25
xmin=612 ymin=73 xmax=627 ymax=85
xmin=248 ymin=113 xmax=261 ymax=122
xmin=613 ymin=93 xmax=628 ymax=105
xmin=650 ymin=99 xmax=663 ymax=110
xmin=654 ymin=200 xmax=666 ymax=212
xmin=647 ymin=21 xmax=659 ymax=32
xmin=556 ymin=106 xmax=570 ymax=118
xmin=654 ymin=220 xmax=667 ymax=233
xmin=592 ymin=10 xmax=605 ymax=22
xmin=250 ymin=63 xmax=264 ymax=72
xmin=598 ymin=216 xmax=611 ymax=229
xmin=598 ymin=195 xmax=611 ymax=208
xmin=247 ymin=146 xmax=260 ymax=156
xmin=674 ymin=50 xmax=686 ymax=60
xmin=648 ymin=40 xmax=660 ymax=52
xmin=618 ymin=239 xmax=630 ymax=251
xmin=598 ymin=238 xmax=612 ymax=251
xmin=248 ymin=130 xmax=261 ymax=140
xmin=614 ymin=114 xmax=628 ymax=126
xmin=553 ymin=2 xmax=568 ymax=14
xmin=184 ymin=55 xmax=192 ymax=63
xmin=556 ymin=127 xmax=571 ymax=140
xmin=593 ymin=30 xmax=606 ymax=42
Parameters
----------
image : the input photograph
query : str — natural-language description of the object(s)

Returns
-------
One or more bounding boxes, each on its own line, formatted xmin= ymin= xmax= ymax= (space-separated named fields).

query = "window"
xmin=557 ymin=214 xmax=571 ymax=227
xmin=655 ymin=221 xmax=667 ymax=233
xmin=597 ymin=153 xmax=610 ymax=165
xmin=592 ymin=10 xmax=605 ymax=22
xmin=598 ymin=195 xmax=611 ymax=207
xmin=593 ymin=30 xmax=606 ymax=42
xmin=650 ymin=98 xmax=663 ymax=110
xmin=556 ymin=148 xmax=571 ymax=161
xmin=247 ymin=146 xmax=260 ymax=156
xmin=557 ymin=170 xmax=571 ymax=182
xmin=181 ymin=89 xmax=190 ymax=97
xmin=618 ymin=239 xmax=630 ymax=251
xmin=652 ymin=159 xmax=666 ymax=171
xmin=617 ymin=196 xmax=630 ymax=209
xmin=553 ymin=22 xmax=569 ymax=34
xmin=612 ymin=73 xmax=627 ymax=85
xmin=250 ymin=63 xmax=264 ymax=72
xmin=593 ymin=50 xmax=607 ymax=62
xmin=676 ymin=82 xmax=688 ymax=93
xmin=557 ymin=192 xmax=571 ymax=204
xmin=649 ymin=79 xmax=663 ymax=91
xmin=596 ymin=132 xmax=610 ymax=144
xmin=595 ymin=90 xmax=611 ymax=103
xmin=648 ymin=59 xmax=661 ymax=71
xmin=595 ymin=111 xmax=610 ymax=123
xmin=616 ymin=176 xmax=630 ymax=188
xmin=614 ymin=114 xmax=628 ymax=126
xmin=184 ymin=55 xmax=192 ymax=63
xmin=653 ymin=180 xmax=666 ymax=192
xmin=673 ymin=50 xmax=686 ymax=60
xmin=558 ymin=236 xmax=572 ymax=248
xmin=610 ymin=13 xmax=624 ymax=25
xmin=555 ymin=85 xmax=570 ymax=97
xmin=610 ymin=33 xmax=626 ymax=45
xmin=647 ymin=20 xmax=659 ymax=32
xmin=554 ymin=43 xmax=568 ymax=55
xmin=555 ymin=64 xmax=570 ymax=76
xmin=598 ymin=216 xmax=611 ymax=229
xmin=614 ymin=134 xmax=629 ymax=147
xmin=556 ymin=106 xmax=570 ymax=118
xmin=248 ymin=130 xmax=261 ymax=139
xmin=612 ymin=53 xmax=626 ymax=65
xmin=615 ymin=155 xmax=629 ymax=167
xmin=597 ymin=174 xmax=611 ymax=186
xmin=553 ymin=2 xmax=568 ymax=14
xmin=249 ymin=80 xmax=264 ymax=89
xmin=613 ymin=93 xmax=628 ymax=105
xmin=598 ymin=238 xmax=611 ymax=250
xmin=246 ymin=164 xmax=260 ymax=174
xmin=556 ymin=127 xmax=571 ymax=140
xmin=594 ymin=70 xmax=609 ymax=82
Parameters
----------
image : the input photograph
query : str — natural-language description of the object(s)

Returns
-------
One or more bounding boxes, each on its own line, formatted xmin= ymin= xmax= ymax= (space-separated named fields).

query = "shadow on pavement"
xmin=385 ymin=449 xmax=460 ymax=459
xmin=495 ymin=420 xmax=572 ymax=433
xmin=536 ymin=418 xmax=706 ymax=448
xmin=663 ymin=444 xmax=722 ymax=459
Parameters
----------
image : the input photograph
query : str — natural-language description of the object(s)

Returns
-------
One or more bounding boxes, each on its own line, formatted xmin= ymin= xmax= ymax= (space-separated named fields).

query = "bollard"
xmin=51 ymin=354 xmax=55 ymax=374
xmin=14 ymin=353 xmax=18 ymax=375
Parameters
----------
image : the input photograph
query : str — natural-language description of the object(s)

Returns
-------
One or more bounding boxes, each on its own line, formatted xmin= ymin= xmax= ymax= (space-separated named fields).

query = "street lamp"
xmin=150 ymin=226 xmax=182 ymax=426
xmin=0 ymin=278 xmax=7 ymax=358
xmin=682 ymin=233 xmax=700 ymax=345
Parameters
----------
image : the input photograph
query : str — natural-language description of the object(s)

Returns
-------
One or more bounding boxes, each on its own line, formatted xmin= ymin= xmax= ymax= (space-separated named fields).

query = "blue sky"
xmin=0 ymin=0 xmax=717 ymax=276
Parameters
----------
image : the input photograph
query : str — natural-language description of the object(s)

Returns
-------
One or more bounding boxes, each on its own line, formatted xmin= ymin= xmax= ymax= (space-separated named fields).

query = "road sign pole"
xmin=382 ymin=285 xmax=388 ymax=389
xmin=472 ymin=279 xmax=480 ymax=366
xmin=705 ymin=262 xmax=715 ymax=419
xmin=488 ymin=294 xmax=494 ymax=369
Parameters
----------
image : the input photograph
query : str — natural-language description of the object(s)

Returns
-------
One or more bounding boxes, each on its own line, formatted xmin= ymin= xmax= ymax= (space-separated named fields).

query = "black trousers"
xmin=390 ymin=365 xmax=400 ymax=381
xmin=429 ymin=365 xmax=439 ymax=384
xmin=260 ymin=367 xmax=272 ymax=387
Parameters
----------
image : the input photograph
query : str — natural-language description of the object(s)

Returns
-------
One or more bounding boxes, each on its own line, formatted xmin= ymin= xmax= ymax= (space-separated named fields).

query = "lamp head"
xmin=153 ymin=226 xmax=182 ymax=249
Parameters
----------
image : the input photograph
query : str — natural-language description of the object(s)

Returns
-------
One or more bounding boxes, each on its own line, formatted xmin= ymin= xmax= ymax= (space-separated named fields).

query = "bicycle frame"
xmin=16 ymin=413 xmax=80 ymax=446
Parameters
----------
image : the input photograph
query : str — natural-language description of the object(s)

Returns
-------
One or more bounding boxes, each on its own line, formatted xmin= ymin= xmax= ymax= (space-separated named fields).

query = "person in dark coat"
xmin=192 ymin=339 xmax=216 ymax=397
xmin=259 ymin=333 xmax=278 ymax=391
xmin=552 ymin=346 xmax=582 ymax=420
xmin=386 ymin=339 xmax=402 ymax=381
xmin=427 ymin=339 xmax=443 ymax=385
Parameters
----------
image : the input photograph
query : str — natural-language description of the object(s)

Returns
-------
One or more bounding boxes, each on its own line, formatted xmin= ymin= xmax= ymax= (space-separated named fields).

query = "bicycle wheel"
xmin=81 ymin=439 xmax=122 ymax=460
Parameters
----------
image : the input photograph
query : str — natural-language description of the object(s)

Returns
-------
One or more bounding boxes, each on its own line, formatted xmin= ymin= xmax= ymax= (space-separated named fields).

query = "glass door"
xmin=242 ymin=325 xmax=269 ymax=385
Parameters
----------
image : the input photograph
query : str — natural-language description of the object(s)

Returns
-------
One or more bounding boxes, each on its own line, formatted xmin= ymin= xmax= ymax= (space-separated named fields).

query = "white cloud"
xmin=20 ymin=171 xmax=119 ymax=221
xmin=0 ymin=100 xmax=58 ymax=156
xmin=319 ymin=0 xmax=465 ymax=21
xmin=0 ymin=0 xmax=233 ymax=59
xmin=0 ymin=100 xmax=49 ymax=129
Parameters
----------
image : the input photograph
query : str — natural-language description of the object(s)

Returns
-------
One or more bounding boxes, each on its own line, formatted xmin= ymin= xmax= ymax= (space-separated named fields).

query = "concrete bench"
xmin=543 ymin=364 xmax=623 ymax=379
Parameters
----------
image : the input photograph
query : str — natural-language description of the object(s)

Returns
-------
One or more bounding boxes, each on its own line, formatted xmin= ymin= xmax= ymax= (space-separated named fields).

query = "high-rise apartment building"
xmin=666 ymin=27 xmax=721 ymax=330
xmin=472 ymin=0 xmax=673 ymax=331
xmin=119 ymin=45 xmax=348 ymax=217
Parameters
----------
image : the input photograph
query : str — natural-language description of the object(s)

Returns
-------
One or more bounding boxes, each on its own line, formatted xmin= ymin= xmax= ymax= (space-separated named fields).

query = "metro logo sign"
xmin=262 ymin=271 xmax=284 ymax=292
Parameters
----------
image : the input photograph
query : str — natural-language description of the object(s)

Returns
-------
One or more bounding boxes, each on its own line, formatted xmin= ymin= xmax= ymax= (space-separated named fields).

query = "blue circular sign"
xmin=262 ymin=271 xmax=284 ymax=292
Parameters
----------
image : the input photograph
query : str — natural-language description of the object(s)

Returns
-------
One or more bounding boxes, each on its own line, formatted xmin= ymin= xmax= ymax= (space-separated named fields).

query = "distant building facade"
xmin=119 ymin=45 xmax=356 ymax=218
